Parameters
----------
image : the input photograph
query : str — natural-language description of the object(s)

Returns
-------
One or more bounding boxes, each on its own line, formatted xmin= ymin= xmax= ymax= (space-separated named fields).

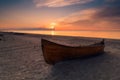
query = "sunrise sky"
xmin=0 ymin=0 xmax=120 ymax=30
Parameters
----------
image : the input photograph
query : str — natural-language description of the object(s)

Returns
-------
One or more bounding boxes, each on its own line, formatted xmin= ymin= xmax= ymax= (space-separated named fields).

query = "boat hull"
xmin=41 ymin=39 xmax=105 ymax=64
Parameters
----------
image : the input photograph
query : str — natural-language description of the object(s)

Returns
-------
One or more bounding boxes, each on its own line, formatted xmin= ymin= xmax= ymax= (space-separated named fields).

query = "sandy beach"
xmin=0 ymin=32 xmax=120 ymax=80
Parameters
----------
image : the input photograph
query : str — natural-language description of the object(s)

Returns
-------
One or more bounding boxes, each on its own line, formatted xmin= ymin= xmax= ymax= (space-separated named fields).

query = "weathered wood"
xmin=41 ymin=39 xmax=105 ymax=64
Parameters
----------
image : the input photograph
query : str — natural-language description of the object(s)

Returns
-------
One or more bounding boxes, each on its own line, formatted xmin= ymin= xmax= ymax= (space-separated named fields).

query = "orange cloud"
xmin=57 ymin=7 xmax=120 ymax=30
xmin=33 ymin=0 xmax=93 ymax=7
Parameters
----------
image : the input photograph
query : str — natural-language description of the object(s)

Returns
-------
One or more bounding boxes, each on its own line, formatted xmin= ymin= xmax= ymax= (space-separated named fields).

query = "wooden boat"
xmin=41 ymin=39 xmax=105 ymax=64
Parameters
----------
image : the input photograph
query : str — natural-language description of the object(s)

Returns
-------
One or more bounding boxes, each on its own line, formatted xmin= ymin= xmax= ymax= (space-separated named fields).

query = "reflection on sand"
xmin=51 ymin=31 xmax=55 ymax=35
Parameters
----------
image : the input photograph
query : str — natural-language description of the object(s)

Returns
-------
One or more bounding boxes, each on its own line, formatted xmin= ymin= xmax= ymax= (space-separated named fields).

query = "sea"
xmin=3 ymin=30 xmax=120 ymax=40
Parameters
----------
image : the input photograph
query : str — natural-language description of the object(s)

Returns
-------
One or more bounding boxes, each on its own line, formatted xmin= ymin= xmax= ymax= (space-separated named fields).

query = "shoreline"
xmin=1 ymin=31 xmax=120 ymax=41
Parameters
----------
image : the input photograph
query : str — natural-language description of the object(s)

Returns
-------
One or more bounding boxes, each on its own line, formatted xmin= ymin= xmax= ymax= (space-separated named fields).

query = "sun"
xmin=50 ymin=22 xmax=57 ymax=30
xmin=51 ymin=22 xmax=56 ymax=26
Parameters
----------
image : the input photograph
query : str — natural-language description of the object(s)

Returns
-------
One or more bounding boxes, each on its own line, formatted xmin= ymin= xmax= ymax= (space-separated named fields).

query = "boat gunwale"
xmin=41 ymin=39 xmax=105 ymax=48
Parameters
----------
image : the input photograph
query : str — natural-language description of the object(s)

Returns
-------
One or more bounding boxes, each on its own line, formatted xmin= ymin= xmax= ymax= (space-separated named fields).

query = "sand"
xmin=0 ymin=32 xmax=120 ymax=80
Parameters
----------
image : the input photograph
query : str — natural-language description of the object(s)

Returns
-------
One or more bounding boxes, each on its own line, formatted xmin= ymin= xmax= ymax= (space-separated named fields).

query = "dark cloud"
xmin=106 ymin=0 xmax=120 ymax=3
xmin=95 ymin=0 xmax=120 ymax=19
xmin=93 ymin=5 xmax=120 ymax=28
xmin=94 ymin=6 xmax=120 ymax=18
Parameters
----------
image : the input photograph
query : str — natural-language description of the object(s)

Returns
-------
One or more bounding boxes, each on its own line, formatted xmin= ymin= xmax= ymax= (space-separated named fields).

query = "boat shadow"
xmin=44 ymin=52 xmax=120 ymax=80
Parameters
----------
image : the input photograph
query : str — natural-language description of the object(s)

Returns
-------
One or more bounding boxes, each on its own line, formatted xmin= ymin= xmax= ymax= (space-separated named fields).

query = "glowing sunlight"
xmin=50 ymin=22 xmax=57 ymax=30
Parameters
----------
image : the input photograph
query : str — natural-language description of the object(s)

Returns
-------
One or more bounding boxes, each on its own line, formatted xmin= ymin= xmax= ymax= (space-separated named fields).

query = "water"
xmin=4 ymin=30 xmax=120 ymax=40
